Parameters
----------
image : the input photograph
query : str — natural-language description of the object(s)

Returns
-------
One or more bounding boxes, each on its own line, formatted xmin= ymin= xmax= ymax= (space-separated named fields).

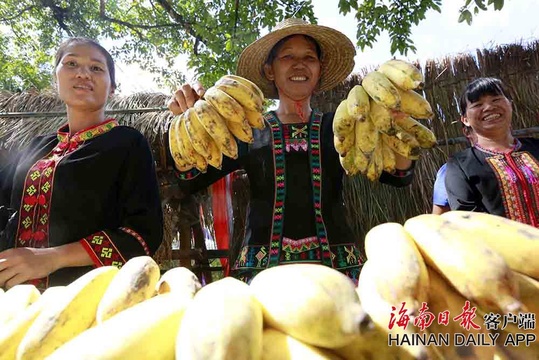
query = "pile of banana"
xmin=169 ymin=74 xmax=266 ymax=172
xmin=1 ymin=212 xmax=537 ymax=359
xmin=336 ymin=59 xmax=438 ymax=181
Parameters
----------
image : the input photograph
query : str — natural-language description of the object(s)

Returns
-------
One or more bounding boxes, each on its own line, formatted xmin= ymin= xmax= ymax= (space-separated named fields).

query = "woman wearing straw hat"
xmin=168 ymin=18 xmax=415 ymax=283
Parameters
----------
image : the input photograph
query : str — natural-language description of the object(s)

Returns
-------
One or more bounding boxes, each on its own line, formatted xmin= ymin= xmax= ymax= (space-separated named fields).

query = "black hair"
xmin=265 ymin=34 xmax=322 ymax=65
xmin=54 ymin=37 xmax=116 ymax=89
xmin=459 ymin=77 xmax=512 ymax=116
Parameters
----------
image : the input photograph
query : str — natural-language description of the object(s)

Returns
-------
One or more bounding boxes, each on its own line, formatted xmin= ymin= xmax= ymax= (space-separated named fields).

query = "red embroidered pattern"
xmin=486 ymin=151 xmax=539 ymax=226
xmin=80 ymin=231 xmax=126 ymax=268
xmin=119 ymin=227 xmax=150 ymax=255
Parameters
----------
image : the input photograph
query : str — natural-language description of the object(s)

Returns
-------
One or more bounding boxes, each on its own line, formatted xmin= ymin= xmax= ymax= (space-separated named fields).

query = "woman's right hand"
xmin=167 ymin=81 xmax=206 ymax=115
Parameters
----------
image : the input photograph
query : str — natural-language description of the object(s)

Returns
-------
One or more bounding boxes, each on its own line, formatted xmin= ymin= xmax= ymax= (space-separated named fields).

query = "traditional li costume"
xmin=0 ymin=119 xmax=163 ymax=289
xmin=175 ymin=19 xmax=414 ymax=283
xmin=446 ymin=137 xmax=539 ymax=227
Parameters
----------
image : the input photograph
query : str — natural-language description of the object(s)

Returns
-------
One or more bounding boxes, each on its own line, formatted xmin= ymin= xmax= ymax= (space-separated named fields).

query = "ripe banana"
xmin=364 ymin=223 xmax=429 ymax=315
xmin=17 ymin=266 xmax=119 ymax=360
xmin=426 ymin=267 xmax=495 ymax=360
xmin=377 ymin=59 xmax=425 ymax=91
xmin=249 ymin=264 xmax=368 ymax=349
xmin=346 ymin=85 xmax=370 ymax=120
xmin=334 ymin=133 xmax=355 ymax=156
xmin=169 ymin=116 xmax=194 ymax=172
xmin=176 ymin=277 xmax=263 ymax=360
xmin=261 ymin=328 xmax=342 ymax=360
xmin=216 ymin=78 xmax=264 ymax=113
xmin=381 ymin=132 xmax=420 ymax=160
xmin=193 ymin=99 xmax=238 ymax=159
xmin=356 ymin=261 xmax=430 ymax=360
xmin=156 ymin=266 xmax=202 ymax=301
xmin=0 ymin=286 xmax=65 ymax=359
xmin=245 ymin=109 xmax=266 ymax=129
xmin=333 ymin=99 xmax=356 ymax=138
xmin=403 ymin=214 xmax=523 ymax=315
xmin=187 ymin=109 xmax=223 ymax=169
xmin=361 ymin=71 xmax=401 ymax=110
xmin=339 ymin=146 xmax=368 ymax=176
xmin=380 ymin=141 xmax=396 ymax=174
xmin=0 ymin=284 xmax=40 ymax=325
xmin=355 ymin=115 xmax=379 ymax=155
xmin=394 ymin=115 xmax=437 ymax=149
xmin=219 ymin=74 xmax=265 ymax=103
xmin=369 ymin=99 xmax=394 ymax=133
xmin=514 ymin=271 xmax=539 ymax=317
xmin=47 ymin=293 xmax=190 ymax=360
xmin=179 ymin=111 xmax=208 ymax=172
xmin=441 ymin=211 xmax=539 ymax=280
xmin=396 ymin=88 xmax=434 ymax=119
xmin=204 ymin=86 xmax=246 ymax=123
xmin=227 ymin=118 xmax=255 ymax=143
xmin=96 ymin=256 xmax=160 ymax=324
xmin=365 ymin=140 xmax=383 ymax=181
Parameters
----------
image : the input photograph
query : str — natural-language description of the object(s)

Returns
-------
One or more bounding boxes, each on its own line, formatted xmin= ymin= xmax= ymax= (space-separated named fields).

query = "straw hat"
xmin=236 ymin=18 xmax=356 ymax=99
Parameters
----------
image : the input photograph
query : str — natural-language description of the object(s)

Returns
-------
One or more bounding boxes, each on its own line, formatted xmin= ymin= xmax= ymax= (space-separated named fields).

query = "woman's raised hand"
xmin=167 ymin=81 xmax=206 ymax=115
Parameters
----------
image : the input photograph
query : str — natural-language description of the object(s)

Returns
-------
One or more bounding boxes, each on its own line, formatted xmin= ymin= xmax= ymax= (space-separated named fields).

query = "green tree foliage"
xmin=0 ymin=0 xmax=506 ymax=92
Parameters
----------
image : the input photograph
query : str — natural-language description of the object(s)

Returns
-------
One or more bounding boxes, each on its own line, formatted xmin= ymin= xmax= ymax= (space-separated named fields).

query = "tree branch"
xmin=40 ymin=0 xmax=72 ymax=35
xmin=0 ymin=5 xmax=35 ymax=22
xmin=153 ymin=0 xmax=206 ymax=47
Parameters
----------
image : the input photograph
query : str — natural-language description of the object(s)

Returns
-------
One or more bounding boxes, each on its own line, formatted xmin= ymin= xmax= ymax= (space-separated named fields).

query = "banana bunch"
xmin=335 ymin=59 xmax=437 ymax=181
xmin=169 ymin=74 xmax=266 ymax=173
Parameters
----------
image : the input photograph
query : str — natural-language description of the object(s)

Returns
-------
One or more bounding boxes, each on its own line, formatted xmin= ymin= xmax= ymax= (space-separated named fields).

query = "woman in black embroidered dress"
xmin=446 ymin=77 xmax=539 ymax=226
xmin=167 ymin=19 xmax=414 ymax=284
xmin=0 ymin=38 xmax=163 ymax=289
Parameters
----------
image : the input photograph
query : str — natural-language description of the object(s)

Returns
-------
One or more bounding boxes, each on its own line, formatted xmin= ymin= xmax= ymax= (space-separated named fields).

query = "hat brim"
xmin=236 ymin=23 xmax=356 ymax=99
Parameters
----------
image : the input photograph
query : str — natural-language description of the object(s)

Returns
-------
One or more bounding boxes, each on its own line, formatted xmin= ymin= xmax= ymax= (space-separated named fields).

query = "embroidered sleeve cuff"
xmin=392 ymin=168 xmax=414 ymax=177
xmin=175 ymin=167 xmax=201 ymax=180
xmin=80 ymin=231 xmax=126 ymax=268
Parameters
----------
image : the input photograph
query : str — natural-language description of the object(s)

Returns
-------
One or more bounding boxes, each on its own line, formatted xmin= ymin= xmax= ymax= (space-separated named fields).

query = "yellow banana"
xmin=364 ymin=223 xmax=429 ymax=315
xmin=156 ymin=266 xmax=202 ymax=301
xmin=361 ymin=71 xmax=401 ymax=109
xmin=514 ymin=271 xmax=539 ymax=316
xmin=377 ymin=59 xmax=425 ymax=91
xmin=334 ymin=133 xmax=355 ymax=156
xmin=95 ymin=256 xmax=160 ymax=324
xmin=17 ymin=266 xmax=119 ymax=360
xmin=193 ymin=99 xmax=238 ymax=159
xmin=368 ymin=99 xmax=394 ymax=133
xmin=204 ymin=86 xmax=246 ymax=123
xmin=219 ymin=74 xmax=265 ymax=104
xmin=261 ymin=328 xmax=342 ymax=360
xmin=176 ymin=277 xmax=263 ymax=360
xmin=339 ymin=147 xmax=362 ymax=176
xmin=227 ymin=118 xmax=255 ymax=143
xmin=245 ymin=109 xmax=266 ymax=129
xmin=355 ymin=116 xmax=379 ymax=155
xmin=216 ymin=78 xmax=264 ymax=112
xmin=179 ymin=111 xmax=208 ymax=173
xmin=404 ymin=214 xmax=523 ymax=315
xmin=426 ymin=267 xmax=495 ymax=360
xmin=346 ymin=85 xmax=370 ymax=120
xmin=396 ymin=88 xmax=434 ymax=119
xmin=380 ymin=141 xmax=396 ymax=174
xmin=0 ymin=284 xmax=40 ymax=325
xmin=0 ymin=286 xmax=65 ymax=359
xmin=169 ymin=115 xmax=194 ymax=172
xmin=394 ymin=115 xmax=437 ymax=149
xmin=186 ymin=109 xmax=222 ymax=169
xmin=441 ymin=211 xmax=539 ymax=280
xmin=365 ymin=140 xmax=383 ymax=182
xmin=47 ymin=293 xmax=190 ymax=360
xmin=381 ymin=132 xmax=420 ymax=160
xmin=249 ymin=264 xmax=368 ymax=349
xmin=356 ymin=261 xmax=430 ymax=360
xmin=333 ymin=99 xmax=356 ymax=138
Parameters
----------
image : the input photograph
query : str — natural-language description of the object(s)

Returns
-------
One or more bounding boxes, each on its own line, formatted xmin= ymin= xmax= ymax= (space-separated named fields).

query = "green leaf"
xmin=474 ymin=0 xmax=488 ymax=10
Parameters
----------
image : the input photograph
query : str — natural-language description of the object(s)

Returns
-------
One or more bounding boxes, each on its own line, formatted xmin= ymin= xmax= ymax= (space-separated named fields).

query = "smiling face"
xmin=55 ymin=43 xmax=114 ymax=112
xmin=263 ymin=35 xmax=321 ymax=102
xmin=461 ymin=94 xmax=513 ymax=137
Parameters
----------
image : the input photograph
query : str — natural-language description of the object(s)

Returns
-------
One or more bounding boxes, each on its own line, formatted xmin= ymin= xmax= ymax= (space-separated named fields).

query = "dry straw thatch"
xmin=1 ymin=40 xmax=539 ymax=266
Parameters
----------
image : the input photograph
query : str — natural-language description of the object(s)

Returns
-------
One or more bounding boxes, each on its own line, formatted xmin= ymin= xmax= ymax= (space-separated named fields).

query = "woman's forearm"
xmin=49 ymin=242 xmax=93 ymax=272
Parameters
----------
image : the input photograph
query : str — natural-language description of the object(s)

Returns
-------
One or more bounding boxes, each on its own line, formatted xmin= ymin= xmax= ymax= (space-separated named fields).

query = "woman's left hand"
xmin=0 ymin=247 xmax=57 ymax=289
